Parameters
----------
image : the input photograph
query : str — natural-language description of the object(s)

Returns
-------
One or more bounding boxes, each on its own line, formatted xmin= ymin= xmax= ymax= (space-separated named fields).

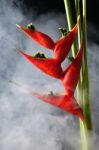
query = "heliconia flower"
xmin=61 ymin=43 xmax=83 ymax=95
xmin=16 ymin=16 xmax=79 ymax=63
xmin=16 ymin=16 xmax=84 ymax=123
xmin=18 ymin=49 xmax=63 ymax=79
xmin=31 ymin=92 xmax=84 ymax=121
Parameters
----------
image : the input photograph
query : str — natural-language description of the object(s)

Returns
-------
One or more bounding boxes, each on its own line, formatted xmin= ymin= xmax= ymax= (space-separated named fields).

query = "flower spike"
xmin=31 ymin=92 xmax=84 ymax=121
xmin=17 ymin=49 xmax=63 ymax=79
xmin=16 ymin=16 xmax=85 ymax=123
xmin=61 ymin=42 xmax=83 ymax=95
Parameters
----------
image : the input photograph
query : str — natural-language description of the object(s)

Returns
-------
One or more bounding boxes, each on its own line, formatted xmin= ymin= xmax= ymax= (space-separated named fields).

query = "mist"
xmin=0 ymin=0 xmax=99 ymax=150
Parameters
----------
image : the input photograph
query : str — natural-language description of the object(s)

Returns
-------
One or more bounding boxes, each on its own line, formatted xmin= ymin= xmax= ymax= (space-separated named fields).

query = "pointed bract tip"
xmin=16 ymin=24 xmax=20 ymax=28
xmin=15 ymin=48 xmax=22 ymax=54
xmin=15 ymin=48 xmax=19 ymax=51
xmin=13 ymin=48 xmax=19 ymax=52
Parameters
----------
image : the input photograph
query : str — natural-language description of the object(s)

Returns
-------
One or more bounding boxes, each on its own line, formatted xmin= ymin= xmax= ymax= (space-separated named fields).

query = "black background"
xmin=14 ymin=0 xmax=99 ymax=26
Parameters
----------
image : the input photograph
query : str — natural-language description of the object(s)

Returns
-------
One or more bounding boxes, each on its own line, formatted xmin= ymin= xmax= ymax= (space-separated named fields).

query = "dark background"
xmin=13 ymin=0 xmax=99 ymax=26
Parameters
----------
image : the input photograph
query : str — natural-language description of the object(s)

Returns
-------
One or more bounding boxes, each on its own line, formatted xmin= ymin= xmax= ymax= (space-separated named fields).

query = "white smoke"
xmin=0 ymin=0 xmax=99 ymax=149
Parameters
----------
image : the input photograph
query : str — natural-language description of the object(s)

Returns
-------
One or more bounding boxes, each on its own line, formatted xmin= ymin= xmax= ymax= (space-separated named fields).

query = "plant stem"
xmin=76 ymin=0 xmax=93 ymax=149
xmin=75 ymin=0 xmax=82 ymax=45
xmin=74 ymin=1 xmax=88 ymax=150
xmin=75 ymin=0 xmax=83 ymax=103
xmin=64 ymin=2 xmax=86 ymax=150
xmin=82 ymin=0 xmax=93 ymax=149
xmin=64 ymin=0 xmax=77 ymax=57
xmin=82 ymin=0 xmax=93 ymax=131
xmin=64 ymin=0 xmax=82 ymax=107
xmin=64 ymin=0 xmax=93 ymax=150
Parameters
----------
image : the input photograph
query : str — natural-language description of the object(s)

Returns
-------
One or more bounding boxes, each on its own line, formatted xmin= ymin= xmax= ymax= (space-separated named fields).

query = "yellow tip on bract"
xmin=16 ymin=24 xmax=20 ymax=28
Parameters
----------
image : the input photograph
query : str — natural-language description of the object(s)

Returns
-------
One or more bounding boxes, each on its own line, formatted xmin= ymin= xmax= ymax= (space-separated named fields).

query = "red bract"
xmin=16 ymin=17 xmax=79 ymax=63
xmin=16 ymin=24 xmax=55 ymax=50
xmin=18 ymin=50 xmax=63 ymax=79
xmin=54 ymin=20 xmax=79 ymax=63
xmin=31 ymin=92 xmax=84 ymax=121
xmin=61 ymin=43 xmax=83 ymax=95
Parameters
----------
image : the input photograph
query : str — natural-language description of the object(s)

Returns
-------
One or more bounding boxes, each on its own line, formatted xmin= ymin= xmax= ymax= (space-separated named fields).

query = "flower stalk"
xmin=63 ymin=0 xmax=77 ymax=56
xmin=82 ymin=0 xmax=93 ymax=149
xmin=64 ymin=0 xmax=93 ymax=150
xmin=82 ymin=0 xmax=93 ymax=130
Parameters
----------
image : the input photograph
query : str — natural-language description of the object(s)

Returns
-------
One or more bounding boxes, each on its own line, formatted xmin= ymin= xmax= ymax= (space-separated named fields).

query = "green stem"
xmin=82 ymin=0 xmax=93 ymax=149
xmin=64 ymin=0 xmax=77 ymax=57
xmin=75 ymin=0 xmax=82 ymax=46
xmin=75 ymin=1 xmax=88 ymax=150
xmin=64 ymin=0 xmax=93 ymax=150
xmin=80 ymin=121 xmax=88 ymax=150
xmin=75 ymin=0 xmax=93 ymax=149
xmin=75 ymin=0 xmax=83 ymax=104
xmin=64 ymin=2 xmax=86 ymax=150
xmin=82 ymin=0 xmax=93 ymax=132
xmin=64 ymin=0 xmax=82 ymax=107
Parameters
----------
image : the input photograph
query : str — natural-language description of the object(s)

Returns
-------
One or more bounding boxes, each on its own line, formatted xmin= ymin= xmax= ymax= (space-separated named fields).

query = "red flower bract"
xmin=31 ymin=92 xmax=84 ymax=121
xmin=16 ymin=24 xmax=55 ymax=50
xmin=62 ymin=43 xmax=83 ymax=95
xmin=18 ymin=50 xmax=63 ymax=79
xmin=54 ymin=20 xmax=79 ymax=63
